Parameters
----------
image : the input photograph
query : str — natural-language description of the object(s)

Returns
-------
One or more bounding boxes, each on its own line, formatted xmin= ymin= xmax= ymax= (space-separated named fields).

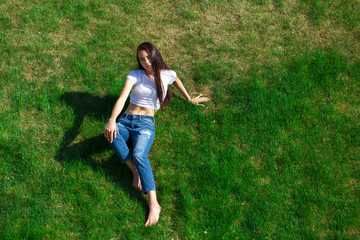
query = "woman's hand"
xmin=190 ymin=94 xmax=211 ymax=107
xmin=104 ymin=120 xmax=117 ymax=143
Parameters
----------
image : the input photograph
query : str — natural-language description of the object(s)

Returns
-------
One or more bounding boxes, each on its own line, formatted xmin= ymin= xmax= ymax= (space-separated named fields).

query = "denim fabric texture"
xmin=109 ymin=113 xmax=156 ymax=193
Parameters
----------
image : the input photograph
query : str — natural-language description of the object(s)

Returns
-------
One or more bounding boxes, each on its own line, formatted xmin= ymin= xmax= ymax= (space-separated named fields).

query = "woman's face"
xmin=138 ymin=50 xmax=153 ymax=73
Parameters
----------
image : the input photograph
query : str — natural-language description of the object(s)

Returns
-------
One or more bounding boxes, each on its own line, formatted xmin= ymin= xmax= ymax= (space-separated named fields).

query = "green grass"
xmin=1 ymin=0 xmax=359 ymax=239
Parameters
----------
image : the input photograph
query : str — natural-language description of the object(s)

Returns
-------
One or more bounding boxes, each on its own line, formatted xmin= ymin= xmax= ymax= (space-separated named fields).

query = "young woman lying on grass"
xmin=103 ymin=42 xmax=210 ymax=227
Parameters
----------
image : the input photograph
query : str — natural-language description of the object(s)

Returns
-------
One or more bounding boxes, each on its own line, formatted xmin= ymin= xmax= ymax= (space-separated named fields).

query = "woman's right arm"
xmin=104 ymin=78 xmax=133 ymax=143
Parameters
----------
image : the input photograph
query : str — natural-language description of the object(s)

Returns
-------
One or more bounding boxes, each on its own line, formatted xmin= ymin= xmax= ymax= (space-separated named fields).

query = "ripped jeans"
xmin=109 ymin=113 xmax=156 ymax=193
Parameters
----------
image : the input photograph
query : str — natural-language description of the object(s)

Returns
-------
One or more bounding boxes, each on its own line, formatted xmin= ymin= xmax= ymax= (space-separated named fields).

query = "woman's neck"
xmin=145 ymin=70 xmax=154 ymax=79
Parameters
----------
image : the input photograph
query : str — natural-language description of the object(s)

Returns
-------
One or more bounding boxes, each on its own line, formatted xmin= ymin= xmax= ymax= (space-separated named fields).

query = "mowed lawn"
xmin=0 ymin=0 xmax=359 ymax=239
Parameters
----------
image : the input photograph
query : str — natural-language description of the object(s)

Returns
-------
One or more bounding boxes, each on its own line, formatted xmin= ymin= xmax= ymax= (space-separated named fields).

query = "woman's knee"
xmin=133 ymin=150 xmax=149 ymax=165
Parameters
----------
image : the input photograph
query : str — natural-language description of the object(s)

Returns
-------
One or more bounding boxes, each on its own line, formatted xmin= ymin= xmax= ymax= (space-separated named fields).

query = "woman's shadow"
xmin=56 ymin=91 xmax=146 ymax=205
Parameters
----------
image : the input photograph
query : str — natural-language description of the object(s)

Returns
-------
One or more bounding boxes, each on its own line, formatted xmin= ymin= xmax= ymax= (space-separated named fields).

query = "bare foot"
xmin=132 ymin=171 xmax=142 ymax=191
xmin=145 ymin=204 xmax=161 ymax=227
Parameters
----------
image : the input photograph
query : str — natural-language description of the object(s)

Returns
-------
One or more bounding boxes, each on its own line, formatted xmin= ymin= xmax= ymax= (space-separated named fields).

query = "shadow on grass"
xmin=56 ymin=91 xmax=147 ymax=210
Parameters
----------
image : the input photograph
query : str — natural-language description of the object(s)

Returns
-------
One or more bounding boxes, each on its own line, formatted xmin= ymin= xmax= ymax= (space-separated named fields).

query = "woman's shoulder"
xmin=160 ymin=69 xmax=177 ymax=84
xmin=161 ymin=69 xmax=177 ymax=79
xmin=127 ymin=70 xmax=145 ymax=84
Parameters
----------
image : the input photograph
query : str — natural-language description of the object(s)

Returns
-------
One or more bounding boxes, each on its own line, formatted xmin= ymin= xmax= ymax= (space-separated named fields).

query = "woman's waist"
xmin=125 ymin=103 xmax=157 ymax=117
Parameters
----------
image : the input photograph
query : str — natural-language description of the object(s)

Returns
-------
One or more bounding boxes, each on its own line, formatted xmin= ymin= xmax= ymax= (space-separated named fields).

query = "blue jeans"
xmin=109 ymin=113 xmax=156 ymax=193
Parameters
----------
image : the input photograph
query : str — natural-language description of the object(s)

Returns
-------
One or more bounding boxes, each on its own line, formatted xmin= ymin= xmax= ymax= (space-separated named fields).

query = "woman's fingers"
xmin=190 ymin=94 xmax=211 ymax=107
xmin=104 ymin=126 xmax=116 ymax=143
xmin=108 ymin=129 xmax=114 ymax=143
xmin=104 ymin=128 xmax=108 ymax=139
xmin=108 ymin=130 xmax=112 ymax=143
xmin=199 ymin=97 xmax=211 ymax=102
xmin=110 ymin=129 xmax=116 ymax=143
xmin=194 ymin=96 xmax=211 ymax=103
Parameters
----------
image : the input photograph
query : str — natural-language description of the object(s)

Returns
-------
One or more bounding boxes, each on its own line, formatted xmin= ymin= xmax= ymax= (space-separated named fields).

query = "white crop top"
xmin=126 ymin=69 xmax=177 ymax=110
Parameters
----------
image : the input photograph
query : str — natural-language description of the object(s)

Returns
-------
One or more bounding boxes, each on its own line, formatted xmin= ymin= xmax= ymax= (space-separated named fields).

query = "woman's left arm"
xmin=173 ymin=77 xmax=210 ymax=106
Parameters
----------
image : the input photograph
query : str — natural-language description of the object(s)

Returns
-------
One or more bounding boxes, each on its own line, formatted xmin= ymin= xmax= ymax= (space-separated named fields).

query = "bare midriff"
xmin=124 ymin=102 xmax=157 ymax=117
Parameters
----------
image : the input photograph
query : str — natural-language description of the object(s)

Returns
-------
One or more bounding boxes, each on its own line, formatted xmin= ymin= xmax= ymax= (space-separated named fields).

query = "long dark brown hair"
xmin=136 ymin=42 xmax=172 ymax=109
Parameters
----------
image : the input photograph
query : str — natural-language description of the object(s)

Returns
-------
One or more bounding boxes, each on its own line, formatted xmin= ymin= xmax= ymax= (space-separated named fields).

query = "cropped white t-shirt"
xmin=126 ymin=69 xmax=177 ymax=110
